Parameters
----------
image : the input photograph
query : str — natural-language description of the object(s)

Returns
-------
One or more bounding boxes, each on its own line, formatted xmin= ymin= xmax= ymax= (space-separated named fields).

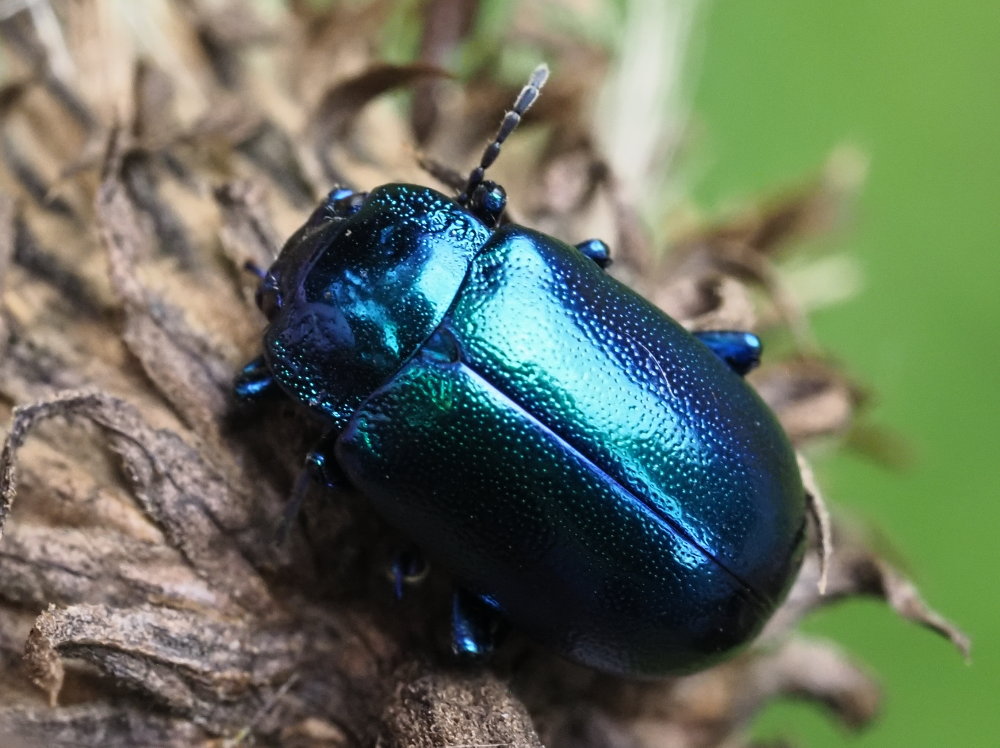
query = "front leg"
xmin=389 ymin=547 xmax=428 ymax=600
xmin=234 ymin=355 xmax=279 ymax=400
xmin=276 ymin=429 xmax=346 ymax=541
xmin=451 ymin=588 xmax=508 ymax=659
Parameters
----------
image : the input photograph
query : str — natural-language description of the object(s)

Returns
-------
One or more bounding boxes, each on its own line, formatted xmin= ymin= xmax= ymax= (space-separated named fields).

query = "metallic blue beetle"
xmin=236 ymin=66 xmax=806 ymax=677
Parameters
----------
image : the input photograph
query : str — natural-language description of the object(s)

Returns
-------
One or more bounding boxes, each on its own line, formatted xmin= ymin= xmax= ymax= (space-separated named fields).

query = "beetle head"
xmin=257 ymin=184 xmax=492 ymax=424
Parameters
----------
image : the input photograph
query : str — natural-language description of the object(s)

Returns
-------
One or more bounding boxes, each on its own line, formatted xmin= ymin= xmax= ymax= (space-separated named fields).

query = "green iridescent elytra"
xmin=240 ymin=181 xmax=806 ymax=676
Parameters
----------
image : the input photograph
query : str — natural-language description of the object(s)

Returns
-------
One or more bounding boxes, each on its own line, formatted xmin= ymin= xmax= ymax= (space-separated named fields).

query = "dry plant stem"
xmin=0 ymin=2 xmax=966 ymax=746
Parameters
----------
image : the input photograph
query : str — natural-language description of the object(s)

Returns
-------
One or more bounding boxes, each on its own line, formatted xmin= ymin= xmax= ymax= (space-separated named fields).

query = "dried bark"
xmin=0 ymin=2 xmax=966 ymax=747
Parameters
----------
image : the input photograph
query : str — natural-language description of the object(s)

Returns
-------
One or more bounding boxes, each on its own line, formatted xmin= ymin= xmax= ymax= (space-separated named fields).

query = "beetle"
xmin=235 ymin=65 xmax=806 ymax=677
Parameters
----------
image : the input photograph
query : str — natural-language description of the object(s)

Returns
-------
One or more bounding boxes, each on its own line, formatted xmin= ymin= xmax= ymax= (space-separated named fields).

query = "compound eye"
xmin=255 ymin=274 xmax=283 ymax=320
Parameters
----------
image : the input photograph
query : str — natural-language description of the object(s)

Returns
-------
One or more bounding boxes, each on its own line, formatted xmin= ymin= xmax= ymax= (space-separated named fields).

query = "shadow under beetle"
xmin=236 ymin=65 xmax=806 ymax=677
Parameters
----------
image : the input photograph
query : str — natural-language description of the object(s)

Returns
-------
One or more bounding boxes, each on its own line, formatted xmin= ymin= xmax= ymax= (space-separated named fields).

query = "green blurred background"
xmin=687 ymin=2 xmax=997 ymax=746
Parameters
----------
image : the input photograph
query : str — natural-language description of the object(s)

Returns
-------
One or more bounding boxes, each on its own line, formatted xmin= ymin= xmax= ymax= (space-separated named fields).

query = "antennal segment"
xmin=457 ymin=63 xmax=549 ymax=206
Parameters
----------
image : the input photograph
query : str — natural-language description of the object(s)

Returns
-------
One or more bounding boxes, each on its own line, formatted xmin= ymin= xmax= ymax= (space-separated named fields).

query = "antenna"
xmin=457 ymin=63 xmax=549 ymax=206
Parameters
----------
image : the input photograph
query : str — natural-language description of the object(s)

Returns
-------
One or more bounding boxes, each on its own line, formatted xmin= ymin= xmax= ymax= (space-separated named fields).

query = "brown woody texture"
xmin=0 ymin=2 xmax=968 ymax=746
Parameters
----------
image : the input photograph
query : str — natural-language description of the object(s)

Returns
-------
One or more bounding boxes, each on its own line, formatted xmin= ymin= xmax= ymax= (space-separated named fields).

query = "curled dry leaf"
xmin=0 ymin=703 xmax=204 ymax=748
xmin=768 ymin=521 xmax=971 ymax=660
xmin=655 ymin=155 xmax=865 ymax=350
xmin=408 ymin=0 xmax=479 ymax=144
xmin=0 ymin=2 xmax=966 ymax=746
xmin=752 ymin=357 xmax=863 ymax=445
xmin=308 ymin=63 xmax=451 ymax=185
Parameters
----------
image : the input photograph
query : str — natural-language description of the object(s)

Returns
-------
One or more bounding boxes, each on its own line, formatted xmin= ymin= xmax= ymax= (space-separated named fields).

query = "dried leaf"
xmin=410 ymin=0 xmax=478 ymax=144
xmin=308 ymin=63 xmax=450 ymax=183
xmin=751 ymin=357 xmax=863 ymax=444
xmin=26 ymin=603 xmax=303 ymax=716
xmin=0 ymin=704 xmax=204 ymax=747
xmin=763 ymin=521 xmax=970 ymax=660
xmin=213 ymin=180 xmax=282 ymax=275
xmin=98 ymin=134 xmax=233 ymax=441
xmin=130 ymin=60 xmax=179 ymax=148
xmin=0 ymin=390 xmax=274 ymax=612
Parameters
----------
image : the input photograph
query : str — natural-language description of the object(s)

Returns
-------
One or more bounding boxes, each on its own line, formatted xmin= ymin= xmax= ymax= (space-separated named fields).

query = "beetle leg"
xmin=451 ymin=588 xmax=507 ymax=659
xmin=575 ymin=238 xmax=612 ymax=269
xmin=274 ymin=431 xmax=345 ymax=542
xmin=234 ymin=355 xmax=278 ymax=400
xmin=693 ymin=330 xmax=763 ymax=376
xmin=243 ymin=260 xmax=267 ymax=279
xmin=389 ymin=546 xmax=429 ymax=600
xmin=303 ymin=433 xmax=344 ymax=488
